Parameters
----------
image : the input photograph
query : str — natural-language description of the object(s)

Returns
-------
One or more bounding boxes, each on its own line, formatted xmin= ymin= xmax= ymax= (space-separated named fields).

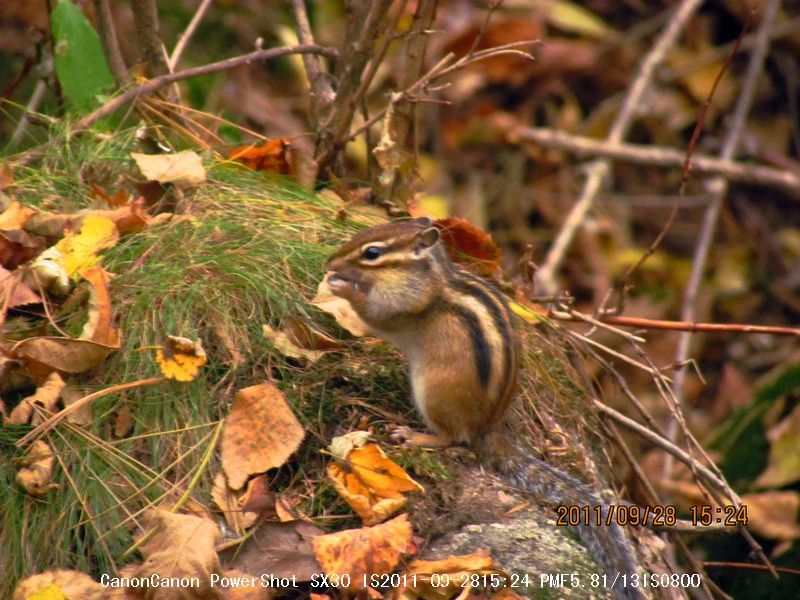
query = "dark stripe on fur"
xmin=449 ymin=272 xmax=514 ymax=400
xmin=443 ymin=301 xmax=491 ymax=389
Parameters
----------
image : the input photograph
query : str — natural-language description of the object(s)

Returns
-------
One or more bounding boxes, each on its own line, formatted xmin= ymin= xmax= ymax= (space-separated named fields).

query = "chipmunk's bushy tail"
xmin=478 ymin=437 xmax=646 ymax=600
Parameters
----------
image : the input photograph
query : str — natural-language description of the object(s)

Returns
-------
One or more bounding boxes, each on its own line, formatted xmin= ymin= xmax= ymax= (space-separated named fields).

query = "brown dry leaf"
xmin=221 ymin=383 xmax=305 ymax=490
xmin=155 ymin=335 xmax=207 ymax=382
xmin=262 ymin=324 xmax=328 ymax=362
xmin=0 ymin=228 xmax=41 ymax=269
xmin=284 ymin=317 xmax=343 ymax=351
xmin=311 ymin=277 xmax=372 ymax=337
xmin=15 ymin=440 xmax=56 ymax=495
xmin=398 ymin=550 xmax=500 ymax=600
xmin=0 ymin=265 xmax=40 ymax=309
xmin=0 ymin=163 xmax=13 ymax=191
xmin=113 ymin=404 xmax=134 ymax=438
xmin=313 ymin=514 xmax=412 ymax=591
xmin=78 ymin=266 xmax=120 ymax=347
xmin=91 ymin=183 xmax=132 ymax=208
xmin=7 ymin=372 xmax=65 ymax=425
xmin=229 ymin=139 xmax=292 ymax=174
xmin=63 ymin=386 xmax=94 ymax=425
xmin=12 ymin=569 xmax=105 ymax=600
xmin=328 ymin=438 xmax=423 ymax=526
xmin=741 ymin=491 xmax=800 ymax=541
xmin=211 ymin=472 xmax=259 ymax=533
xmin=11 ymin=335 xmax=119 ymax=381
xmin=0 ymin=199 xmax=38 ymax=231
xmin=220 ymin=519 xmax=325 ymax=582
xmin=131 ymin=151 xmax=207 ymax=186
xmin=87 ymin=197 xmax=152 ymax=234
xmin=756 ymin=404 xmax=800 ymax=488
xmin=132 ymin=508 xmax=221 ymax=596
xmin=239 ymin=473 xmax=287 ymax=520
xmin=434 ymin=217 xmax=501 ymax=276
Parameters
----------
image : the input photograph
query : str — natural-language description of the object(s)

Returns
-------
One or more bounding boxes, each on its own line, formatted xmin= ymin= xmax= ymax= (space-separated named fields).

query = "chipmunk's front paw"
xmin=387 ymin=424 xmax=416 ymax=447
xmin=387 ymin=424 xmax=452 ymax=448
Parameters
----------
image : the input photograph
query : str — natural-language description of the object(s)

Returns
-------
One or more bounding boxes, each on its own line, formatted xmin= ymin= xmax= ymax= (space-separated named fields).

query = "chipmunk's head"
xmin=325 ymin=218 xmax=446 ymax=325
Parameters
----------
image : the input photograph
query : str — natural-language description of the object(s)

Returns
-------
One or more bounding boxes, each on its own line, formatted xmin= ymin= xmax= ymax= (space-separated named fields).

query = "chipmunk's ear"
xmin=415 ymin=226 xmax=440 ymax=250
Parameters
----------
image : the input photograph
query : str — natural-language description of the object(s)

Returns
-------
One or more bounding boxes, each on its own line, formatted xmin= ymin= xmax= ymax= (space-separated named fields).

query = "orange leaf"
xmin=313 ymin=514 xmax=412 ymax=591
xmin=221 ymin=383 xmax=305 ymax=489
xmin=0 ymin=199 xmax=38 ymax=230
xmin=434 ymin=217 xmax=501 ymax=276
xmin=328 ymin=439 xmax=423 ymax=526
xmin=78 ymin=266 xmax=120 ymax=347
xmin=229 ymin=139 xmax=292 ymax=175
xmin=400 ymin=549 xmax=502 ymax=599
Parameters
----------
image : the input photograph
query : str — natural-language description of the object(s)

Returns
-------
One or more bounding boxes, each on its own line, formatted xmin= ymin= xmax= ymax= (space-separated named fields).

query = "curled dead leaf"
xmin=221 ymin=383 xmax=305 ymax=490
xmin=313 ymin=513 xmax=412 ymax=591
xmin=7 ymin=372 xmax=65 ymax=425
xmin=131 ymin=151 xmax=207 ymax=187
xmin=15 ymin=440 xmax=56 ymax=495
xmin=328 ymin=440 xmax=423 ymax=526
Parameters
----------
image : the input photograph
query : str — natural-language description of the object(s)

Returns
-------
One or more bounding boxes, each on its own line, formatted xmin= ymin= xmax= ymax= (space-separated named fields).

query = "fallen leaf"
xmin=313 ymin=514 xmax=412 ymax=591
xmin=15 ymin=440 xmax=56 ymax=495
xmin=755 ymin=404 xmax=800 ymax=488
xmin=211 ymin=472 xmax=259 ymax=533
xmin=113 ymin=404 xmax=134 ymax=438
xmin=52 ymin=215 xmax=119 ymax=279
xmin=221 ymin=383 xmax=305 ymax=490
xmin=229 ymin=139 xmax=292 ymax=174
xmin=78 ymin=266 xmax=120 ymax=347
xmin=262 ymin=324 xmax=328 ymax=362
xmin=0 ymin=199 xmax=38 ymax=230
xmin=220 ymin=519 xmax=325 ymax=581
xmin=0 ymin=228 xmax=41 ymax=269
xmin=741 ymin=491 xmax=800 ymax=541
xmin=63 ymin=385 xmax=93 ymax=425
xmin=11 ymin=335 xmax=119 ymax=381
xmin=434 ymin=217 xmax=501 ymax=276
xmin=90 ymin=183 xmax=132 ymax=208
xmin=0 ymin=266 xmax=40 ymax=309
xmin=131 ymin=509 xmax=220 ymax=595
xmin=131 ymin=151 xmax=207 ymax=186
xmin=7 ymin=372 xmax=65 ymax=425
xmin=311 ymin=277 xmax=372 ymax=337
xmin=12 ymin=570 xmax=105 ymax=600
xmin=87 ymin=197 xmax=151 ymax=234
xmin=399 ymin=550 xmax=500 ymax=600
xmin=155 ymin=335 xmax=207 ymax=382
xmin=328 ymin=440 xmax=423 ymax=525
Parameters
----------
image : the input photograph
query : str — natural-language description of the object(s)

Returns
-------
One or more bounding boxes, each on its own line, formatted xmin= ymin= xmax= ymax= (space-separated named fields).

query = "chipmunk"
xmin=325 ymin=218 xmax=645 ymax=599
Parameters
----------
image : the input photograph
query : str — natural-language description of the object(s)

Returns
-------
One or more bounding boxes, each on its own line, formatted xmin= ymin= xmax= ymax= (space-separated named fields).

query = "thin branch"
xmin=10 ymin=80 xmax=47 ymax=145
xmin=551 ymin=312 xmax=800 ymax=337
xmin=666 ymin=0 xmax=781 ymax=484
xmin=169 ymin=0 xmax=214 ymax=70
xmin=11 ymin=44 xmax=337 ymax=166
xmin=508 ymin=126 xmax=800 ymax=196
xmin=535 ymin=0 xmax=705 ymax=294
xmin=93 ymin=0 xmax=130 ymax=85
xmin=290 ymin=0 xmax=335 ymax=126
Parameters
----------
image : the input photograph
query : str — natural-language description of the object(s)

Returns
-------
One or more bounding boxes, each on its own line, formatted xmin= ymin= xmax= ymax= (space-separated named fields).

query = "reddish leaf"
xmin=230 ymin=139 xmax=292 ymax=175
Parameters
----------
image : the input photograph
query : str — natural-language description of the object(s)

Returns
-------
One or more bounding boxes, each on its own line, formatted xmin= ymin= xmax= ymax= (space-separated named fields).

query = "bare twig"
xmin=290 ymin=0 xmax=335 ymax=125
xmin=169 ymin=0 xmax=214 ymax=70
xmin=11 ymin=44 xmax=337 ymax=166
xmin=535 ymin=0 xmax=705 ymax=294
xmin=508 ymin=127 xmax=800 ymax=196
xmin=93 ymin=0 xmax=130 ymax=85
xmin=666 ymin=0 xmax=781 ymax=482
xmin=10 ymin=80 xmax=47 ymax=145
xmin=551 ymin=312 xmax=800 ymax=337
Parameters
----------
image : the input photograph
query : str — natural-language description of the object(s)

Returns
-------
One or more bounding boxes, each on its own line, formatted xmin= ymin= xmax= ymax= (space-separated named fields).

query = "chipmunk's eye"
xmin=362 ymin=246 xmax=383 ymax=260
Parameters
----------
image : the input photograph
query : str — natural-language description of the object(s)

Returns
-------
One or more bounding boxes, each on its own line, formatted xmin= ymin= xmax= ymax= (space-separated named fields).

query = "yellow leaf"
xmin=155 ymin=335 xmax=207 ymax=382
xmin=509 ymin=300 xmax=546 ymax=324
xmin=53 ymin=215 xmax=119 ymax=278
xmin=538 ymin=0 xmax=616 ymax=40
